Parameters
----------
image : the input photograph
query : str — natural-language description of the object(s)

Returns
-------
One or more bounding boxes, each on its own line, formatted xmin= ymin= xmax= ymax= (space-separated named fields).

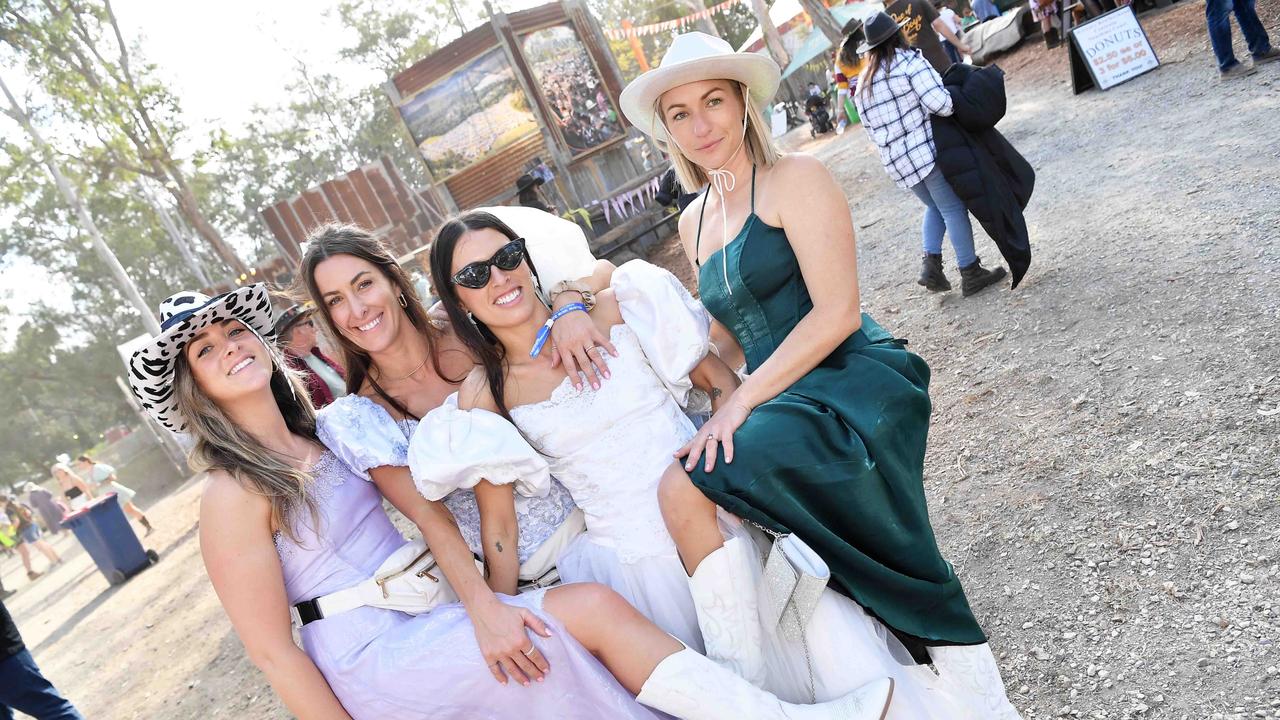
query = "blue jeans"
xmin=0 ymin=649 xmax=84 ymax=720
xmin=942 ymin=39 xmax=963 ymax=67
xmin=910 ymin=167 xmax=977 ymax=268
xmin=1206 ymin=0 xmax=1273 ymax=70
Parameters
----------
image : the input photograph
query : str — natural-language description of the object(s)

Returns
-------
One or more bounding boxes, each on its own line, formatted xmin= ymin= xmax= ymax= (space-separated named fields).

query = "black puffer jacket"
xmin=931 ymin=63 xmax=1034 ymax=287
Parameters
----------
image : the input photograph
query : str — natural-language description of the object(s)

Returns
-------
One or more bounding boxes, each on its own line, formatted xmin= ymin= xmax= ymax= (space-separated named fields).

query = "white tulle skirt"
xmin=556 ymin=535 xmax=705 ymax=654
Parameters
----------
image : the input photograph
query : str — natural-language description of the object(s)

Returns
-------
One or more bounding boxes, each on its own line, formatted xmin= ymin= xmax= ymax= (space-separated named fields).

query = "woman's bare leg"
xmin=657 ymin=463 xmax=724 ymax=575
xmin=16 ymin=543 xmax=33 ymax=573
xmin=542 ymin=583 xmax=682 ymax=694
xmin=34 ymin=539 xmax=60 ymax=564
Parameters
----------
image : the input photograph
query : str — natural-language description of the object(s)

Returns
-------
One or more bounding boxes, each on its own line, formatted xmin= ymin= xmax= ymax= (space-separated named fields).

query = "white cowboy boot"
xmin=688 ymin=537 xmax=766 ymax=685
xmin=929 ymin=643 xmax=1023 ymax=719
xmin=638 ymin=647 xmax=893 ymax=720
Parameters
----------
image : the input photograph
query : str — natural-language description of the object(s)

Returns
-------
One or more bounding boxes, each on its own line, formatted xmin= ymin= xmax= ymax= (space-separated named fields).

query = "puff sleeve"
xmin=316 ymin=395 xmax=410 ymax=481
xmin=612 ymin=260 xmax=712 ymax=408
xmin=478 ymin=205 xmax=596 ymax=291
xmin=409 ymin=393 xmax=552 ymax=502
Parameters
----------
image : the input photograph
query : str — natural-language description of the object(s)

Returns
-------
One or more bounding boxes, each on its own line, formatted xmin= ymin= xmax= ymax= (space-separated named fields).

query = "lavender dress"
xmin=277 ymin=451 xmax=659 ymax=719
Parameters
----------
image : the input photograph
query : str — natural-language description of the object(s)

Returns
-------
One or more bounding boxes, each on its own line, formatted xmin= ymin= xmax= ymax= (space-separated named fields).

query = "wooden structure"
xmin=259 ymin=155 xmax=449 ymax=265
xmin=384 ymin=0 xmax=662 ymax=222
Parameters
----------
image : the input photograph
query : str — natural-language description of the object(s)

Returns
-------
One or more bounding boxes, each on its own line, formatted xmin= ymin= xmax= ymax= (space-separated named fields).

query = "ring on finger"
xmin=522 ymin=644 xmax=537 ymax=658
xmin=705 ymin=433 xmax=717 ymax=442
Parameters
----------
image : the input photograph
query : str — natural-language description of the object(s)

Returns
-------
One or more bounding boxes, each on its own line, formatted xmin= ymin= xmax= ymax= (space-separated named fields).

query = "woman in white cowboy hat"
xmin=621 ymin=32 xmax=1022 ymax=717
xmin=125 ymin=283 xmax=896 ymax=720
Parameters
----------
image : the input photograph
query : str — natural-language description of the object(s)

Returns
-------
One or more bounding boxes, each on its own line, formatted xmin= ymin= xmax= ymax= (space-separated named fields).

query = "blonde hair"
xmin=658 ymin=81 xmax=781 ymax=193
xmin=173 ymin=334 xmax=320 ymax=543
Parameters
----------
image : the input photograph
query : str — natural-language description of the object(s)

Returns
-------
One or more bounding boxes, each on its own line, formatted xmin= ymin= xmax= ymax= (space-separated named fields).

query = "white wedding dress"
xmin=410 ymin=261 xmax=990 ymax=717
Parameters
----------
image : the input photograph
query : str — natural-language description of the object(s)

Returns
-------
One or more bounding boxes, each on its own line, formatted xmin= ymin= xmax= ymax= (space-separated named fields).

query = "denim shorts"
xmin=19 ymin=524 xmax=41 ymax=544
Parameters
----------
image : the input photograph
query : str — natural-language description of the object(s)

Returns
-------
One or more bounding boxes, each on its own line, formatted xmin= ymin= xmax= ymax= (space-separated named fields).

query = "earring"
xmin=398 ymin=294 xmax=408 ymax=309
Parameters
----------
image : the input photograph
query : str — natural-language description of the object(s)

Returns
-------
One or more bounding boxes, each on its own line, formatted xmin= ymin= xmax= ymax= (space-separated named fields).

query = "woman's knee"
xmin=657 ymin=463 xmax=697 ymax=516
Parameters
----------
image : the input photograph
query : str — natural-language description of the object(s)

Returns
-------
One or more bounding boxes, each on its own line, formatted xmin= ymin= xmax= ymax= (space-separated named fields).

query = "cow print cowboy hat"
xmin=127 ymin=283 xmax=275 ymax=433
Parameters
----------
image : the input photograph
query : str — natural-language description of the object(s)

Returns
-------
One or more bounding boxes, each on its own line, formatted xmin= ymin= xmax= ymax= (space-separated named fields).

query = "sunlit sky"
xmin=1 ymin=0 xmax=549 ymax=343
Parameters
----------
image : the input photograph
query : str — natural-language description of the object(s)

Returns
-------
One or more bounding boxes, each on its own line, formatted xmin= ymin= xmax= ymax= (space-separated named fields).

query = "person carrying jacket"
xmin=854 ymin=11 xmax=1007 ymax=296
xmin=930 ymin=62 xmax=1034 ymax=287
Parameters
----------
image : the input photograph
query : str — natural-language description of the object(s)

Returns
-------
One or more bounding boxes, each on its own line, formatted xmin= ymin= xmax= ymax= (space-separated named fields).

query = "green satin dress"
xmin=691 ymin=168 xmax=986 ymax=657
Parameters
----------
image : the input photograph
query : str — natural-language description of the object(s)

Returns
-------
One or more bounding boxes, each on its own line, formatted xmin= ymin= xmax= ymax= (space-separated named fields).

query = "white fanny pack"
xmin=291 ymin=539 xmax=482 ymax=628
xmin=291 ymin=507 xmax=588 ymax=628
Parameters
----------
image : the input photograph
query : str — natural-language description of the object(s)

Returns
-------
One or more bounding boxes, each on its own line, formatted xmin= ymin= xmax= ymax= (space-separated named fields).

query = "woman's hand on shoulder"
xmin=547 ymin=296 xmax=618 ymax=393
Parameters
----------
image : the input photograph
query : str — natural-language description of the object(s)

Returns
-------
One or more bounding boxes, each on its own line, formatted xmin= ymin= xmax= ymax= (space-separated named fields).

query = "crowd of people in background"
xmin=538 ymin=52 xmax=624 ymax=151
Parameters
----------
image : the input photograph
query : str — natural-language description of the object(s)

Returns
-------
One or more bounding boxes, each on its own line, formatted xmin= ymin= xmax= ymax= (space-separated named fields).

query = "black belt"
xmin=292 ymin=598 xmax=325 ymax=626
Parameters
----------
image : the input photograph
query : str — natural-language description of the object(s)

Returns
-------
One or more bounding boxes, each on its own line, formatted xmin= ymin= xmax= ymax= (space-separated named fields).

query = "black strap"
xmin=293 ymin=598 xmax=324 ymax=626
xmin=750 ymin=164 xmax=757 ymax=212
xmin=694 ymin=187 xmax=709 ymax=268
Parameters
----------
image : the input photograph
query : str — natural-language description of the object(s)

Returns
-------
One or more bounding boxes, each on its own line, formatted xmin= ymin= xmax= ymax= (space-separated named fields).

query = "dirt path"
xmin=7 ymin=1 xmax=1278 ymax=717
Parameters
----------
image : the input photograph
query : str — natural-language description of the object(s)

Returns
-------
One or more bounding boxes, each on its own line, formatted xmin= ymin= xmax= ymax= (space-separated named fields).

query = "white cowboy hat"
xmin=620 ymin=32 xmax=781 ymax=143
xmin=126 ymin=284 xmax=275 ymax=432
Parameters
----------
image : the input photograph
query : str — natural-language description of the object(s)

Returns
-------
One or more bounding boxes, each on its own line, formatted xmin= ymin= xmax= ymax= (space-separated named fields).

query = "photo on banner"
xmin=522 ymin=25 xmax=624 ymax=154
xmin=395 ymin=49 xmax=539 ymax=178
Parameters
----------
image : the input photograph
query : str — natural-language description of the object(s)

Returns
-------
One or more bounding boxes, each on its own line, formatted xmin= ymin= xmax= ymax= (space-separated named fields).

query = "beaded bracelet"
xmin=530 ymin=302 xmax=588 ymax=358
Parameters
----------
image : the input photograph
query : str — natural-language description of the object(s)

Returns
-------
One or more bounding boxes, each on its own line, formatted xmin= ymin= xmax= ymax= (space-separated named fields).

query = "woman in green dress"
xmin=619 ymin=32 xmax=1021 ymax=718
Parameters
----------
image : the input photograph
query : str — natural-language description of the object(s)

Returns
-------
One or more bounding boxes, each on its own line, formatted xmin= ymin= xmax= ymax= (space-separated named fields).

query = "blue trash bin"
xmin=61 ymin=494 xmax=156 ymax=585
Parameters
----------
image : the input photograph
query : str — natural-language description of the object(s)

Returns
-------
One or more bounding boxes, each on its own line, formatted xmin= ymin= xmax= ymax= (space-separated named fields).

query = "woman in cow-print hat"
xmin=121 ymin=282 xmax=874 ymax=719
xmin=126 ymin=284 xmax=277 ymax=433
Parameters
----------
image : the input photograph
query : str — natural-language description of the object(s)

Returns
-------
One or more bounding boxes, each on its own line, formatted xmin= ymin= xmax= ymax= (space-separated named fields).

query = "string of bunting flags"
xmin=604 ymin=0 xmax=746 ymax=40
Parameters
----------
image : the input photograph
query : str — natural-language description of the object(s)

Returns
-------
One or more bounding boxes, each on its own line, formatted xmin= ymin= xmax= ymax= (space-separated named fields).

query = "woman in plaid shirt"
xmin=854 ymin=12 xmax=1007 ymax=297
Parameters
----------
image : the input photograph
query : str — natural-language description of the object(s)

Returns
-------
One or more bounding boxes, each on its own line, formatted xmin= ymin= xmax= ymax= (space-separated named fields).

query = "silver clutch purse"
xmin=751 ymin=522 xmax=830 ymax=702
xmin=759 ymin=530 xmax=831 ymax=641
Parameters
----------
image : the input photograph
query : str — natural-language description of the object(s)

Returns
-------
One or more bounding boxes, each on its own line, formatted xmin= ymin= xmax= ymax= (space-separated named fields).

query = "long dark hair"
xmin=299 ymin=224 xmax=447 ymax=422
xmin=839 ymin=24 xmax=864 ymax=68
xmin=428 ymin=211 xmax=546 ymax=422
xmin=859 ymin=29 xmax=910 ymax=100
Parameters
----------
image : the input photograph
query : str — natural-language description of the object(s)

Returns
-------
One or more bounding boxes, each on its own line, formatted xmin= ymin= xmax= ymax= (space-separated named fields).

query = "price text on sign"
xmin=1069 ymin=6 xmax=1160 ymax=90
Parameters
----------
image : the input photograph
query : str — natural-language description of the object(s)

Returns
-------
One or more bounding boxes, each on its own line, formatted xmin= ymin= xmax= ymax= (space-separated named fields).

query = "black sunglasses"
xmin=451 ymin=238 xmax=528 ymax=289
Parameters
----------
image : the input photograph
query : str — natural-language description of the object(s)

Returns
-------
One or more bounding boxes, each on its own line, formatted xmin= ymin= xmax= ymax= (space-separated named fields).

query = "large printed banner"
xmin=523 ymin=26 xmax=625 ymax=155
xmin=396 ymin=49 xmax=539 ymax=179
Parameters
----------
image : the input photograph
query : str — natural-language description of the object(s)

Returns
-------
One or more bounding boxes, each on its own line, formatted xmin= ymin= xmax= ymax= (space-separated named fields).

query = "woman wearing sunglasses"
xmin=300 ymin=210 xmax=610 ymax=687
xmin=126 ymin=283 xmax=894 ymax=719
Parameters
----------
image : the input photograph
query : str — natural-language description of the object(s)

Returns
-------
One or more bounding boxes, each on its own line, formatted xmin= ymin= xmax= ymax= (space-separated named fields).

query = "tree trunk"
xmin=135 ymin=179 xmax=212 ymax=288
xmin=169 ymin=180 xmax=249 ymax=278
xmin=0 ymin=73 xmax=161 ymax=337
xmin=678 ymin=0 xmax=722 ymax=38
xmin=797 ymin=0 xmax=845 ymax=44
xmin=750 ymin=0 xmax=792 ymax=68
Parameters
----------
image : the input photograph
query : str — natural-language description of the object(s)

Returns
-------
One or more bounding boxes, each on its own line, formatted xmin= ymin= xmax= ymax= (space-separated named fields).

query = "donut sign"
xmin=1067 ymin=5 xmax=1160 ymax=94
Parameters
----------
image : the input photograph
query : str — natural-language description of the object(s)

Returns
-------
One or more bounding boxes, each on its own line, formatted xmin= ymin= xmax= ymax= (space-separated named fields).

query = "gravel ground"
xmin=5 ymin=1 xmax=1278 ymax=717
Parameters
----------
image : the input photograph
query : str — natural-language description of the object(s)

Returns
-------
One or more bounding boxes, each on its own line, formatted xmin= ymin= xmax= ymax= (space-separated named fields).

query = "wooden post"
xmin=622 ymin=20 xmax=650 ymax=72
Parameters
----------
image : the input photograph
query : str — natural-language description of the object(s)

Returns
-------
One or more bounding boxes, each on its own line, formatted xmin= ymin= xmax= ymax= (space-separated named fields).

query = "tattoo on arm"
xmin=711 ymin=387 xmax=723 ymax=401
xmin=494 ymin=541 xmax=504 ymax=553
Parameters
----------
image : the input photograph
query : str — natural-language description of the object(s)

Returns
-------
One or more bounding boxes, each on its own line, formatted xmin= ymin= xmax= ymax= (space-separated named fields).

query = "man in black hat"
xmin=273 ymin=304 xmax=347 ymax=409
xmin=515 ymin=173 xmax=554 ymax=213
